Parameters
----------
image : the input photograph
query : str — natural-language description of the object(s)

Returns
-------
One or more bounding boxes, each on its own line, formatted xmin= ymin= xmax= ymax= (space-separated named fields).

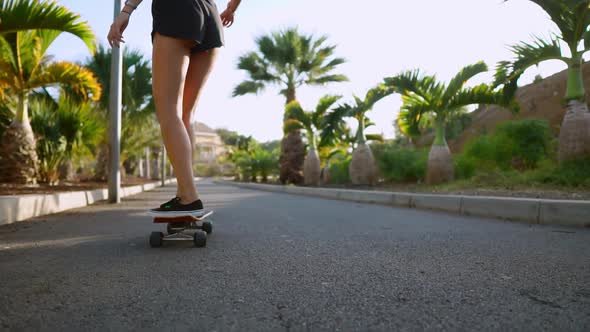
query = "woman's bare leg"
xmin=182 ymin=49 xmax=219 ymax=156
xmin=170 ymin=49 xmax=219 ymax=198
xmin=152 ymin=33 xmax=198 ymax=204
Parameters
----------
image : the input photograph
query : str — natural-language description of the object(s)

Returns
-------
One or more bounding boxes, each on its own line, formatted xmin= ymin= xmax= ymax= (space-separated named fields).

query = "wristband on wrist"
xmin=121 ymin=10 xmax=132 ymax=16
xmin=125 ymin=0 xmax=138 ymax=9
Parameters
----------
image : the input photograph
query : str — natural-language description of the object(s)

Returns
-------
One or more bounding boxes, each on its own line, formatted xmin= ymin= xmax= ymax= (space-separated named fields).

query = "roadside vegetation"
xmin=0 ymin=0 xmax=588 ymax=198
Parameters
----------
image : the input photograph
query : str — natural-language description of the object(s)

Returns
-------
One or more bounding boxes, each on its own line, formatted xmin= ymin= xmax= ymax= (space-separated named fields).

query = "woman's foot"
xmin=149 ymin=198 xmax=205 ymax=217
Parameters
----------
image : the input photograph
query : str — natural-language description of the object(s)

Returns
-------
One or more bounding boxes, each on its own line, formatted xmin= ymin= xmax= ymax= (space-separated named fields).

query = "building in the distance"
xmin=191 ymin=122 xmax=226 ymax=164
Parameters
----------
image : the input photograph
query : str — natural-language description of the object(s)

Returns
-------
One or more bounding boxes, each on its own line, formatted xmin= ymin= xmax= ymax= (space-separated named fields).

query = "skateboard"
xmin=149 ymin=210 xmax=214 ymax=248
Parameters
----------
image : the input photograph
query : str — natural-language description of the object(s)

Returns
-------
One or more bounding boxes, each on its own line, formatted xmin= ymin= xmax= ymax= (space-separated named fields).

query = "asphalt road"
xmin=1 ymin=179 xmax=589 ymax=331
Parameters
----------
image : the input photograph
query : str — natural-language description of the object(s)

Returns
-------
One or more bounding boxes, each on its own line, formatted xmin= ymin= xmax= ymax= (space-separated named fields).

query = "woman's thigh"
xmin=182 ymin=49 xmax=219 ymax=121
xmin=152 ymin=32 xmax=194 ymax=120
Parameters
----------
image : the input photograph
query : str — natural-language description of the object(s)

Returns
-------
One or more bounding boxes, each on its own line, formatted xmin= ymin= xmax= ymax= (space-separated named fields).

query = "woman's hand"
xmin=107 ymin=13 xmax=130 ymax=48
xmin=220 ymin=8 xmax=235 ymax=27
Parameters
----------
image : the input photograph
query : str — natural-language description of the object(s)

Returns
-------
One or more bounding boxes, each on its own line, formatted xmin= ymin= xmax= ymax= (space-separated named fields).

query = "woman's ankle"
xmin=178 ymin=194 xmax=199 ymax=205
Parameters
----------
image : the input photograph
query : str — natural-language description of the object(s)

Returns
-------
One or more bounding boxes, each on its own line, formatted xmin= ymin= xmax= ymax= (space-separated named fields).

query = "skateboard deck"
xmin=153 ymin=210 xmax=214 ymax=223
xmin=149 ymin=210 xmax=214 ymax=248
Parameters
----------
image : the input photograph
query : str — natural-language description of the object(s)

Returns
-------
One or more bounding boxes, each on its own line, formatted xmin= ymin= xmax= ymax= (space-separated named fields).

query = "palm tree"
xmin=84 ymin=45 xmax=157 ymax=180
xmin=0 ymin=15 xmax=99 ymax=184
xmin=322 ymin=85 xmax=391 ymax=185
xmin=283 ymin=95 xmax=341 ymax=186
xmin=233 ymin=27 xmax=348 ymax=185
xmin=30 ymin=96 xmax=103 ymax=183
xmin=385 ymin=62 xmax=514 ymax=184
xmin=497 ymin=0 xmax=590 ymax=162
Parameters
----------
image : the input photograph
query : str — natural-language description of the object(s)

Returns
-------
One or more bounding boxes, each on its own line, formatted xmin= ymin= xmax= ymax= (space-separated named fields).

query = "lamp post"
xmin=108 ymin=0 xmax=123 ymax=203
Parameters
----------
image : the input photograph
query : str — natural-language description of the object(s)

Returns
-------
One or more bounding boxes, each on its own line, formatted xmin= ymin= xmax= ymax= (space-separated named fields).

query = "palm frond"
xmin=320 ymin=103 xmax=352 ymax=146
xmin=365 ymin=134 xmax=384 ymax=142
xmin=283 ymin=118 xmax=304 ymax=134
xmin=312 ymin=94 xmax=341 ymax=127
xmin=506 ymin=0 xmax=575 ymax=42
xmin=494 ymin=36 xmax=565 ymax=88
xmin=443 ymin=61 xmax=488 ymax=101
xmin=364 ymin=84 xmax=393 ymax=109
xmin=237 ymin=52 xmax=279 ymax=83
xmin=306 ymin=74 xmax=348 ymax=85
xmin=397 ymin=105 xmax=428 ymax=138
xmin=232 ymin=80 xmax=266 ymax=97
xmin=447 ymin=83 xmax=508 ymax=111
xmin=284 ymin=100 xmax=311 ymax=128
xmin=383 ymin=69 xmax=438 ymax=104
xmin=0 ymin=0 xmax=96 ymax=52
xmin=28 ymin=61 xmax=101 ymax=101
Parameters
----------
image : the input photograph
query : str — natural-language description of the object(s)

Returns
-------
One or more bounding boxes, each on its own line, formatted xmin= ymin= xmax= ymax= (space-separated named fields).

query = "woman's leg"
xmin=152 ymin=33 xmax=199 ymax=204
xmin=182 ymin=49 xmax=219 ymax=153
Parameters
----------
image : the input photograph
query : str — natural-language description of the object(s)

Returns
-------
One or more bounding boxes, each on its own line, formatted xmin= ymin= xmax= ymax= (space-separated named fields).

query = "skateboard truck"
xmin=149 ymin=211 xmax=214 ymax=248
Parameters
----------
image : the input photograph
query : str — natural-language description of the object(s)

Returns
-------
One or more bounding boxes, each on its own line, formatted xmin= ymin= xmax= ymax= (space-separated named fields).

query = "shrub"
xmin=194 ymin=163 xmax=222 ymax=177
xmin=454 ymin=154 xmax=477 ymax=179
xmin=460 ymin=119 xmax=551 ymax=173
xmin=376 ymin=145 xmax=427 ymax=182
xmin=328 ymin=155 xmax=351 ymax=184
xmin=494 ymin=119 xmax=550 ymax=169
xmin=528 ymin=158 xmax=590 ymax=187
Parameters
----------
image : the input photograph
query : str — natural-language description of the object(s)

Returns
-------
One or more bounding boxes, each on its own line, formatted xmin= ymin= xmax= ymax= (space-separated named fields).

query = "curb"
xmin=0 ymin=179 xmax=176 ymax=226
xmin=217 ymin=181 xmax=590 ymax=228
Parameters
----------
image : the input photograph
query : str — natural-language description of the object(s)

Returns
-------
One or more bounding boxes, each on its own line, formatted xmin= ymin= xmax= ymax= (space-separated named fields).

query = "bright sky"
xmin=48 ymin=0 xmax=566 ymax=142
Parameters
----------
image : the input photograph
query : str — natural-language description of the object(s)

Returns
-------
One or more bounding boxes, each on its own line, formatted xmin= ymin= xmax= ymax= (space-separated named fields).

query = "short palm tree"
xmin=30 ymin=96 xmax=103 ymax=183
xmin=84 ymin=46 xmax=156 ymax=179
xmin=0 ymin=0 xmax=97 ymax=184
xmin=322 ymin=85 xmax=391 ymax=185
xmin=233 ymin=27 xmax=348 ymax=185
xmin=497 ymin=0 xmax=590 ymax=162
xmin=283 ymin=95 xmax=341 ymax=186
xmin=385 ymin=61 xmax=514 ymax=184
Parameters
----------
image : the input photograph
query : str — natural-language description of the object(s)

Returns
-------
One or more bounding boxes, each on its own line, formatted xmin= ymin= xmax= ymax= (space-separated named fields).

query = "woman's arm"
xmin=226 ymin=0 xmax=241 ymax=13
xmin=121 ymin=0 xmax=143 ymax=16
xmin=221 ymin=0 xmax=242 ymax=27
xmin=108 ymin=0 xmax=144 ymax=48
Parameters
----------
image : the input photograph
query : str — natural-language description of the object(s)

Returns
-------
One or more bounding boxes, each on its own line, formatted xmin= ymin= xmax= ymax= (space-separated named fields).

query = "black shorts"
xmin=151 ymin=0 xmax=224 ymax=53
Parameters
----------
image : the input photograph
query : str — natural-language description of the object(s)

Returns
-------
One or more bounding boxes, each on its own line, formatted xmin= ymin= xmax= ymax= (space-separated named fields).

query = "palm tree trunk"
xmin=356 ymin=115 xmax=366 ymax=144
xmin=0 ymin=92 xmax=39 ymax=184
xmin=279 ymin=85 xmax=304 ymax=185
xmin=427 ymin=119 xmax=454 ymax=184
xmin=349 ymin=115 xmax=376 ymax=186
xmin=559 ymin=99 xmax=590 ymax=163
xmin=304 ymin=148 xmax=321 ymax=186
xmin=565 ymin=55 xmax=585 ymax=102
xmin=320 ymin=162 xmax=331 ymax=185
xmin=349 ymin=143 xmax=376 ymax=186
xmin=94 ymin=140 xmax=109 ymax=181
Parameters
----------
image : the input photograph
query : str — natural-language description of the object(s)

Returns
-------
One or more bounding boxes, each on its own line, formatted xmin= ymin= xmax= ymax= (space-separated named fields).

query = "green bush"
xmin=194 ymin=163 xmax=222 ymax=177
xmin=495 ymin=119 xmax=550 ymax=169
xmin=460 ymin=119 xmax=551 ymax=173
xmin=454 ymin=154 xmax=477 ymax=179
xmin=328 ymin=155 xmax=351 ymax=184
xmin=375 ymin=145 xmax=427 ymax=182
xmin=527 ymin=158 xmax=590 ymax=187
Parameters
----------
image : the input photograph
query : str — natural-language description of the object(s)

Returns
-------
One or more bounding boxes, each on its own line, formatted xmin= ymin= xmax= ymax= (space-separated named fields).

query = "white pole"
xmin=145 ymin=147 xmax=151 ymax=179
xmin=161 ymin=145 xmax=166 ymax=186
xmin=108 ymin=0 xmax=123 ymax=204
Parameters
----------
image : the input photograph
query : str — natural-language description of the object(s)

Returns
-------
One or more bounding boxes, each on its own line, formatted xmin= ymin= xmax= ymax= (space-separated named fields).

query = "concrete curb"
xmin=0 ymin=179 xmax=176 ymax=226
xmin=218 ymin=181 xmax=590 ymax=228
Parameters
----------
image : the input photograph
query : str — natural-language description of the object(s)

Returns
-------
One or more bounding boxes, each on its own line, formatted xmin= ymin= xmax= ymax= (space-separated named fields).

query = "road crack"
xmin=519 ymin=290 xmax=562 ymax=309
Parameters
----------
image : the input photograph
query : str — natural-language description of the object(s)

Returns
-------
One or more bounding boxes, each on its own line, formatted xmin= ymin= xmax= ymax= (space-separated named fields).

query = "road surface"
xmin=1 ymin=179 xmax=589 ymax=331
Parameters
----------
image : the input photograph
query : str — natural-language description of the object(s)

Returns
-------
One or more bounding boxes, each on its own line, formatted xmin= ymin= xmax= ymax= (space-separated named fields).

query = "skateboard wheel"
xmin=150 ymin=232 xmax=164 ymax=248
xmin=193 ymin=231 xmax=207 ymax=248
xmin=202 ymin=221 xmax=213 ymax=234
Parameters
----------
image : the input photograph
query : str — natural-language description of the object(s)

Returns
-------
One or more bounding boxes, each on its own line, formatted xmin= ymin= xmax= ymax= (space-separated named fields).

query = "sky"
xmin=48 ymin=0 xmax=567 ymax=142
